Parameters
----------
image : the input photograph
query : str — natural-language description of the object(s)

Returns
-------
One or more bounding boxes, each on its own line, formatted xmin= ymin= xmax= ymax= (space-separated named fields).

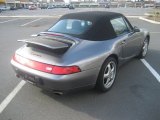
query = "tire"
xmin=138 ymin=38 xmax=149 ymax=59
xmin=96 ymin=57 xmax=117 ymax=92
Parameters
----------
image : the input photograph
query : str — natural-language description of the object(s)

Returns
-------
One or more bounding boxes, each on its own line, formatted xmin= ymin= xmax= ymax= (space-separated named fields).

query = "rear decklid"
xmin=18 ymin=32 xmax=77 ymax=54
xmin=14 ymin=34 xmax=78 ymax=66
xmin=18 ymin=37 xmax=68 ymax=50
xmin=18 ymin=35 xmax=74 ymax=52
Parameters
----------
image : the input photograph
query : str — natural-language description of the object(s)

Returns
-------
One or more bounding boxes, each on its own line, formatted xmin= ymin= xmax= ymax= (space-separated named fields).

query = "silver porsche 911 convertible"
xmin=11 ymin=11 xmax=150 ymax=94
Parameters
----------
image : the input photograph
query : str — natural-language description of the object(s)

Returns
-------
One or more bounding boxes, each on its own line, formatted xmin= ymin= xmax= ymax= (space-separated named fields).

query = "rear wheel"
xmin=138 ymin=38 xmax=149 ymax=58
xmin=96 ymin=57 xmax=117 ymax=92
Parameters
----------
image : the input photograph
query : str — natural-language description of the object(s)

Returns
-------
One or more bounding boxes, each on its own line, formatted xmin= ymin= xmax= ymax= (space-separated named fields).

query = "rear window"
xmin=48 ymin=19 xmax=92 ymax=35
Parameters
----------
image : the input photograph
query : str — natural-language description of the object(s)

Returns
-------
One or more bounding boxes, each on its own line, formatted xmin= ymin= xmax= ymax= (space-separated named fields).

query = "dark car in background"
xmin=155 ymin=2 xmax=160 ymax=8
xmin=10 ymin=6 xmax=18 ymax=10
xmin=40 ymin=5 xmax=48 ymax=9
xmin=11 ymin=11 xmax=150 ymax=94
xmin=105 ymin=4 xmax=110 ymax=8
xmin=47 ymin=5 xmax=55 ymax=9
xmin=69 ymin=5 xmax=75 ymax=9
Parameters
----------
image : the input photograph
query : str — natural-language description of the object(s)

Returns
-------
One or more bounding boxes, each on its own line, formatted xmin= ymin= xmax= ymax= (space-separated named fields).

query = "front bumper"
xmin=11 ymin=60 xmax=100 ymax=91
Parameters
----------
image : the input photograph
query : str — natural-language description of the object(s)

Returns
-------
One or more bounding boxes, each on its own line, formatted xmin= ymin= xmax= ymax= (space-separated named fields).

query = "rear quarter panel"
xmin=62 ymin=38 xmax=123 ymax=71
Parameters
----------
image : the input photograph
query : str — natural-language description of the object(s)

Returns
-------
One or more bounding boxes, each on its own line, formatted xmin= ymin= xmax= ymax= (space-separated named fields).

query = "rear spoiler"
xmin=39 ymin=32 xmax=79 ymax=44
xmin=18 ymin=38 xmax=69 ymax=50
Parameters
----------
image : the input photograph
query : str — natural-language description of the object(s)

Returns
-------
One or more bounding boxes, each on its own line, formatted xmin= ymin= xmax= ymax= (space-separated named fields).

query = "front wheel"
xmin=96 ymin=57 xmax=117 ymax=92
xmin=138 ymin=38 xmax=149 ymax=58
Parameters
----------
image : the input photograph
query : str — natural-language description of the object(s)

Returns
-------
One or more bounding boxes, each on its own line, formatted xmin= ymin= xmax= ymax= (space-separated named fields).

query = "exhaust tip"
xmin=15 ymin=74 xmax=20 ymax=78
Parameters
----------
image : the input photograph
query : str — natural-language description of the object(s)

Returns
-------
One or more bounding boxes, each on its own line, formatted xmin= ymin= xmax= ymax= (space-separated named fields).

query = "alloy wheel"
xmin=103 ymin=61 xmax=116 ymax=89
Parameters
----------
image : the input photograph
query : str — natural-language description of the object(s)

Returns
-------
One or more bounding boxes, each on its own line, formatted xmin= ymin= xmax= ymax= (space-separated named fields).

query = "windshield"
xmin=48 ymin=19 xmax=92 ymax=35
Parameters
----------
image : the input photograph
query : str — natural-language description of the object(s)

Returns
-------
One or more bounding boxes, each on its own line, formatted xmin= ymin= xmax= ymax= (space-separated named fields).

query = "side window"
xmin=123 ymin=17 xmax=133 ymax=32
xmin=110 ymin=17 xmax=129 ymax=36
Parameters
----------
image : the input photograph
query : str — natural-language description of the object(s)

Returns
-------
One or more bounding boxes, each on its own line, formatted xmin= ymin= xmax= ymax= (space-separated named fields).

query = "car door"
xmin=123 ymin=31 xmax=142 ymax=59
xmin=110 ymin=17 xmax=141 ymax=59
xmin=122 ymin=17 xmax=142 ymax=58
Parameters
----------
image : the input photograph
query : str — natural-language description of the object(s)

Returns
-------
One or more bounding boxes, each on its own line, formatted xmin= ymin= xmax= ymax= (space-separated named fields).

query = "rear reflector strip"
xmin=12 ymin=54 xmax=81 ymax=75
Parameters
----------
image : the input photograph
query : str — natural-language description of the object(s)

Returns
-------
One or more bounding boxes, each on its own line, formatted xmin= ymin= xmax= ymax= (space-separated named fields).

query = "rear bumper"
xmin=11 ymin=60 xmax=100 ymax=92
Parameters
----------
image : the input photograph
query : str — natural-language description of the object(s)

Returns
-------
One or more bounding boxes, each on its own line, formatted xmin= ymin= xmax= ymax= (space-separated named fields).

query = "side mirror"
xmin=133 ymin=26 xmax=140 ymax=32
xmin=31 ymin=34 xmax=40 ymax=37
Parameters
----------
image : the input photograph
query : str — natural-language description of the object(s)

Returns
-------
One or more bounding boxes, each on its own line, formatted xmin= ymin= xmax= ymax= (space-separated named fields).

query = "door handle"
xmin=121 ymin=40 xmax=126 ymax=44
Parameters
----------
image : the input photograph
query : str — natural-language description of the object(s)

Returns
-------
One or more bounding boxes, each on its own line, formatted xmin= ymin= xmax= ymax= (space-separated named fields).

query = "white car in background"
xmin=28 ymin=5 xmax=37 ymax=10
xmin=0 ymin=6 xmax=10 ymax=11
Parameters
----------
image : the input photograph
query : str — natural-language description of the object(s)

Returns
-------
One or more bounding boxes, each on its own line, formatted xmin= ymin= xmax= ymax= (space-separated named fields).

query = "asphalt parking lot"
xmin=0 ymin=8 xmax=160 ymax=120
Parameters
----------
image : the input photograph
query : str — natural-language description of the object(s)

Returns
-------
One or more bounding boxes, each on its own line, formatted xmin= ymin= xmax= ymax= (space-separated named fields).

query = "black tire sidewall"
xmin=138 ymin=38 xmax=149 ymax=58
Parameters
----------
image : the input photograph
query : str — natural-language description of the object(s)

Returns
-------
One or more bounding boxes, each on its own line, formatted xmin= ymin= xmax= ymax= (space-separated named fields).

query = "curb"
xmin=139 ymin=17 xmax=160 ymax=24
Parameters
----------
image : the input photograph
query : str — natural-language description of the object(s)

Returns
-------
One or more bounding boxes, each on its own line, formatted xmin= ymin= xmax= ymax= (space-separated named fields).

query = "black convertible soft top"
xmin=59 ymin=11 xmax=125 ymax=41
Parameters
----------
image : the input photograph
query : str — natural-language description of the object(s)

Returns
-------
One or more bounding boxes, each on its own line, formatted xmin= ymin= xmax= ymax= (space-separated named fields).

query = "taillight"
xmin=51 ymin=66 xmax=81 ymax=75
xmin=12 ymin=54 xmax=81 ymax=75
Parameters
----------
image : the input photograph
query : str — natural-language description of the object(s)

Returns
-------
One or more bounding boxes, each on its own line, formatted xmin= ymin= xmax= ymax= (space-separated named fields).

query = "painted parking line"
xmin=0 ymin=18 xmax=19 ymax=24
xmin=0 ymin=80 xmax=26 ymax=114
xmin=141 ymin=59 xmax=160 ymax=82
xmin=139 ymin=17 xmax=160 ymax=24
xmin=150 ymin=32 xmax=160 ymax=34
xmin=126 ymin=16 xmax=141 ymax=18
xmin=21 ymin=18 xmax=43 ymax=26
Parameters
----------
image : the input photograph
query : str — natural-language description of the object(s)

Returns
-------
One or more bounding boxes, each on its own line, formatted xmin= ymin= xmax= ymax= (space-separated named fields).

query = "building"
xmin=0 ymin=0 xmax=5 ymax=4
